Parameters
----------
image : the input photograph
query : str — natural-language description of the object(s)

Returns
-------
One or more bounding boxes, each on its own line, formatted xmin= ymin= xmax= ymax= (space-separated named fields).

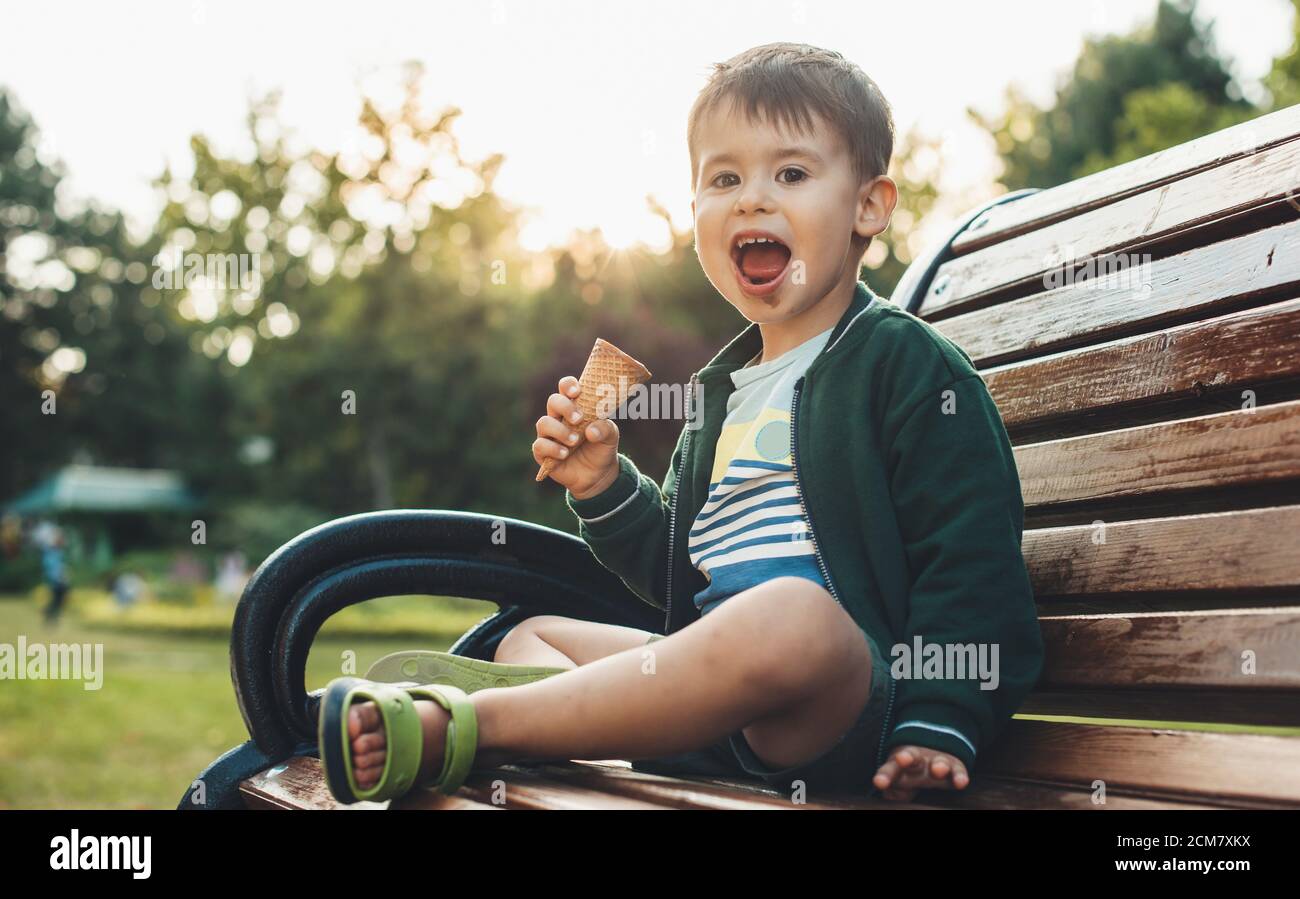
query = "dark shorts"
xmin=630 ymin=626 xmax=896 ymax=796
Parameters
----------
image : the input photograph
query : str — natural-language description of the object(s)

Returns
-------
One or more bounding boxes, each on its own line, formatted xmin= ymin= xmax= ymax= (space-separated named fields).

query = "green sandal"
xmin=365 ymin=650 xmax=567 ymax=693
xmin=318 ymin=677 xmax=478 ymax=804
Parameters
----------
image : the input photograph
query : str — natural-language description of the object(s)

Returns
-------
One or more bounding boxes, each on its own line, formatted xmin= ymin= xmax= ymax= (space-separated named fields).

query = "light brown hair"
xmin=688 ymin=42 xmax=894 ymax=193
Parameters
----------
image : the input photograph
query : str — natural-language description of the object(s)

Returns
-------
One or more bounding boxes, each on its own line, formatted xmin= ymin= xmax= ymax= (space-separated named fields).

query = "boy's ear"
xmin=856 ymin=175 xmax=898 ymax=239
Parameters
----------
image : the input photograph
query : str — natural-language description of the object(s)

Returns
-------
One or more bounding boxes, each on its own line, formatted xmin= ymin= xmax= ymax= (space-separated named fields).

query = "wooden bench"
xmin=183 ymin=105 xmax=1300 ymax=811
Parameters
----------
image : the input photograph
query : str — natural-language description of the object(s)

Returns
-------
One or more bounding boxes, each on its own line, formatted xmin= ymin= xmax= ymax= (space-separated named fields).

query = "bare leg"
xmin=348 ymin=577 xmax=874 ymax=787
xmin=493 ymin=615 xmax=658 ymax=669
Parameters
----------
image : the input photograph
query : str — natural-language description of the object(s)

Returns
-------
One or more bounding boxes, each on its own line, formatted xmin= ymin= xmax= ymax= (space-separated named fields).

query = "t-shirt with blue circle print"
xmin=688 ymin=323 xmax=834 ymax=615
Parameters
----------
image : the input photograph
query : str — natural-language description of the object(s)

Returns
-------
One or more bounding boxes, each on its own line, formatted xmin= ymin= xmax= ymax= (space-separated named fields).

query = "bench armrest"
xmin=230 ymin=509 xmax=657 ymax=758
xmin=891 ymin=188 xmax=1039 ymax=314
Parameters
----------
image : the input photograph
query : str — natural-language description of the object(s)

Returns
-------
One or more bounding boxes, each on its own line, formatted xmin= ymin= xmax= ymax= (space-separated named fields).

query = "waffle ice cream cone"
xmin=536 ymin=338 xmax=652 ymax=482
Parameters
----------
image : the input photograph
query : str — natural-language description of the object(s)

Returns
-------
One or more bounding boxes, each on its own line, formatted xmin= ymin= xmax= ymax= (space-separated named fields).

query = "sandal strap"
xmin=406 ymin=683 xmax=478 ymax=794
xmin=346 ymin=682 xmax=424 ymax=801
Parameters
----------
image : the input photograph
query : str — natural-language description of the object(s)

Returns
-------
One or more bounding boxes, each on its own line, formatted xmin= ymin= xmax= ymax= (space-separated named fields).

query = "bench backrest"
xmin=911 ymin=104 xmax=1300 ymax=809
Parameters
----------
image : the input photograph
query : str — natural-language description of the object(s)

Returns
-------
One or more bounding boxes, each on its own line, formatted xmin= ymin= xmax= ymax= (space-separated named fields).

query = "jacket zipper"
xmin=789 ymin=376 xmax=842 ymax=608
xmin=790 ymin=374 xmax=897 ymax=771
xmin=664 ymin=373 xmax=697 ymax=631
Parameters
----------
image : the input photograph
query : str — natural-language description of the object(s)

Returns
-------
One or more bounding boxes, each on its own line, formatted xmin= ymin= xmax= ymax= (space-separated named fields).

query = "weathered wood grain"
xmin=982 ymin=720 xmax=1300 ymax=807
xmin=924 ymin=137 xmax=1300 ymax=315
xmin=982 ymin=297 xmax=1300 ymax=433
xmin=1015 ymin=400 xmax=1300 ymax=507
xmin=935 ymin=218 xmax=1300 ymax=365
xmin=951 ymin=105 xmax=1300 ymax=254
xmin=1024 ymin=505 xmax=1300 ymax=595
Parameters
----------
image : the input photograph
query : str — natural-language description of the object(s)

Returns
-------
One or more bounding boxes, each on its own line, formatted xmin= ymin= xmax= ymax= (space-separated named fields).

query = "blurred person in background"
xmin=41 ymin=527 xmax=70 ymax=625
xmin=111 ymin=570 xmax=146 ymax=608
xmin=215 ymin=550 xmax=249 ymax=604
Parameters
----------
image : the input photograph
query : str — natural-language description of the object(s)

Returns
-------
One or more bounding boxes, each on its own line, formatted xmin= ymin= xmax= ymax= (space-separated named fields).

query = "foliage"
xmin=1265 ymin=0 xmax=1300 ymax=108
xmin=0 ymin=90 xmax=219 ymax=503
xmin=972 ymin=0 xmax=1256 ymax=189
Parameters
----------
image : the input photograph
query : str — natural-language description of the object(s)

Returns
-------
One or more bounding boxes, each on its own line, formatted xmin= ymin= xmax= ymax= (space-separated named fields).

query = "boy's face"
xmin=691 ymin=102 xmax=893 ymax=325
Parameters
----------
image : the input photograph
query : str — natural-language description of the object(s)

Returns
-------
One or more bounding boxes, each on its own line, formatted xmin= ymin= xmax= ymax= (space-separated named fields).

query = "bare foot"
xmin=348 ymin=698 xmax=451 ymax=790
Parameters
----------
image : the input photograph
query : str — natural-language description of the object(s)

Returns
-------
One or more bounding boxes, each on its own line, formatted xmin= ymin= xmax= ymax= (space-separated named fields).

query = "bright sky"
xmin=3 ymin=0 xmax=1294 ymax=252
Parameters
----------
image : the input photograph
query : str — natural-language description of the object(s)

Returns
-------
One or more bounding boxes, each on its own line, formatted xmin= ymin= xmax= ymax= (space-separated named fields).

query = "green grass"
xmin=73 ymin=589 xmax=494 ymax=639
xmin=0 ymin=591 xmax=497 ymax=809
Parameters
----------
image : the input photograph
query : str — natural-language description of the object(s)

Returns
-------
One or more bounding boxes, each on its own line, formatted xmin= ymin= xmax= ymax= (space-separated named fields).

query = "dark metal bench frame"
xmin=180 ymin=511 xmax=660 ymax=808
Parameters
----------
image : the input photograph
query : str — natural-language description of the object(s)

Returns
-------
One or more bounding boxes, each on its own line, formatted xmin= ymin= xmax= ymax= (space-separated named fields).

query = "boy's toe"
xmin=355 ymin=748 xmax=387 ymax=769
xmin=346 ymin=704 xmax=362 ymax=738
xmin=346 ymin=702 xmax=389 ymax=790
xmin=347 ymin=701 xmax=381 ymax=738
xmin=352 ymin=730 xmax=386 ymax=756
xmin=354 ymin=750 xmax=388 ymax=788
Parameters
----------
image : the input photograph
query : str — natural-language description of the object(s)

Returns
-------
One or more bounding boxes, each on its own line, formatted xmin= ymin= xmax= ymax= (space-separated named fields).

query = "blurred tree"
xmin=1265 ymin=0 xmax=1300 ymax=108
xmin=868 ymin=129 xmax=944 ymax=294
xmin=972 ymin=0 xmax=1254 ymax=187
xmin=0 ymin=88 xmax=223 ymax=505
xmin=151 ymin=67 xmax=542 ymax=521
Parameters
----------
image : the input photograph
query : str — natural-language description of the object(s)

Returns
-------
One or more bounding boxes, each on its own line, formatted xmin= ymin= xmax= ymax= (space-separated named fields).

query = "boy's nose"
xmin=734 ymin=187 xmax=775 ymax=216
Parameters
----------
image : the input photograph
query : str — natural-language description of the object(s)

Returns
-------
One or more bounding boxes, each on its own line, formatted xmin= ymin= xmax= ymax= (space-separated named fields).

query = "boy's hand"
xmin=534 ymin=375 xmax=621 ymax=499
xmin=872 ymin=745 xmax=970 ymax=801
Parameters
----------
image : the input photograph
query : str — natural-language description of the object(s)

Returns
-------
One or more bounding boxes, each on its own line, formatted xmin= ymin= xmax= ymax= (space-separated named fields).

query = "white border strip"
xmin=891 ymin=719 xmax=977 ymax=756
xmin=824 ymin=295 xmax=877 ymax=354
xmin=573 ymin=484 xmax=640 ymax=523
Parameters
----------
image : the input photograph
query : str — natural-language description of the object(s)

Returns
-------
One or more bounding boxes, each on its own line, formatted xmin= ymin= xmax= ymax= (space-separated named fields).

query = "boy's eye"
xmin=710 ymin=168 xmax=806 ymax=189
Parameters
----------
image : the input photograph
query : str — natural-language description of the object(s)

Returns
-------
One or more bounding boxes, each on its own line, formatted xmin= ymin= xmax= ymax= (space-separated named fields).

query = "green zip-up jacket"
xmin=564 ymin=279 xmax=1044 ymax=775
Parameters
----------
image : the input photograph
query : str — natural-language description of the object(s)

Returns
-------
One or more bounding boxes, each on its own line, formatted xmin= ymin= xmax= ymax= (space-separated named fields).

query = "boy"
xmin=339 ymin=42 xmax=1043 ymax=802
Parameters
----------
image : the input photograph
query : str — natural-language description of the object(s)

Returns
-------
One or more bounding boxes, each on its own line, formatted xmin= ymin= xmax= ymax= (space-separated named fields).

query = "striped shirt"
xmin=688 ymin=324 xmax=835 ymax=615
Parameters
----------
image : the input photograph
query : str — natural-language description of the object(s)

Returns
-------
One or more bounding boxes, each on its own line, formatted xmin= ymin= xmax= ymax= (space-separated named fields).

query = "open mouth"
xmin=731 ymin=233 xmax=792 ymax=292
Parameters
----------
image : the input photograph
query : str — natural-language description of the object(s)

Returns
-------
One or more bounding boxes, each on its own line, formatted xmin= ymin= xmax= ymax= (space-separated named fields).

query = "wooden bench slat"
xmin=984 ymin=719 xmax=1300 ymax=807
xmin=1021 ymin=689 xmax=1300 ymax=727
xmin=914 ymin=775 xmax=1225 ymax=809
xmin=240 ymin=757 xmax=502 ymax=810
xmin=936 ymin=218 xmax=1300 ymax=365
xmin=524 ymin=760 xmax=855 ymax=809
xmin=983 ymin=296 xmax=1300 ymax=435
xmin=923 ymin=137 xmax=1300 ymax=316
xmin=562 ymin=761 xmax=1222 ymax=810
xmin=1015 ymin=400 xmax=1300 ymax=508
xmin=950 ymin=106 xmax=1300 ymax=255
xmin=240 ymin=757 xmax=388 ymax=810
xmin=1024 ymin=505 xmax=1300 ymax=595
xmin=237 ymin=754 xmax=1243 ymax=810
xmin=401 ymin=766 xmax=675 ymax=810
xmin=1037 ymin=607 xmax=1300 ymax=690
xmin=239 ymin=758 xmax=380 ymax=810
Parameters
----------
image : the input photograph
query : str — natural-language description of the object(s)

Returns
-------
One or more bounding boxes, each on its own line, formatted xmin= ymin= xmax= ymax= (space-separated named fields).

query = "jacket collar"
xmin=696 ymin=279 xmax=880 ymax=383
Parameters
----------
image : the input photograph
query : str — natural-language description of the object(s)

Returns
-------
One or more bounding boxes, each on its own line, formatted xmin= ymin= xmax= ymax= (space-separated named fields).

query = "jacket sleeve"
xmin=877 ymin=370 xmax=1045 ymax=776
xmin=562 ymin=424 xmax=689 ymax=612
